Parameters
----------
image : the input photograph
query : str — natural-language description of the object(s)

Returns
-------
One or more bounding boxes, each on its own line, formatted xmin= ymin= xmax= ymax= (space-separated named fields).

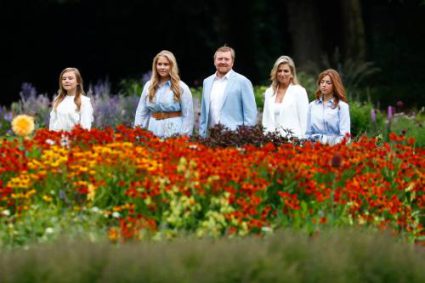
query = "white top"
xmin=273 ymin=102 xmax=285 ymax=127
xmin=262 ymin=84 xmax=309 ymax=138
xmin=49 ymin=95 xmax=93 ymax=131
xmin=208 ymin=71 xmax=230 ymax=127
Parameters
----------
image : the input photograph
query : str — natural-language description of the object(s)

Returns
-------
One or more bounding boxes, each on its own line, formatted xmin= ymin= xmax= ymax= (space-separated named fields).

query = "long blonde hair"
xmin=148 ymin=50 xmax=181 ymax=102
xmin=53 ymin=67 xmax=85 ymax=111
xmin=269 ymin=55 xmax=299 ymax=93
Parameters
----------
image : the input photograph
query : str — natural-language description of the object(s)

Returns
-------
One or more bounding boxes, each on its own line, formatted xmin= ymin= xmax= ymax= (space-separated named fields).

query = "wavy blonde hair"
xmin=53 ymin=67 xmax=85 ymax=111
xmin=148 ymin=50 xmax=181 ymax=102
xmin=269 ymin=55 xmax=299 ymax=93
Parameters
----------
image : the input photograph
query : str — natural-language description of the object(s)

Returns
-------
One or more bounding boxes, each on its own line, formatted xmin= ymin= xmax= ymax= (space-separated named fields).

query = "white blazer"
xmin=262 ymin=84 xmax=309 ymax=138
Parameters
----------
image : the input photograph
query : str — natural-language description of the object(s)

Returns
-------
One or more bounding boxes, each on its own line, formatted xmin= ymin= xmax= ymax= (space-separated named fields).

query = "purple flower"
xmin=20 ymin=82 xmax=37 ymax=100
xmin=142 ymin=71 xmax=152 ymax=84
xmin=387 ymin=106 xmax=394 ymax=121
xmin=371 ymin=108 xmax=376 ymax=123
xmin=3 ymin=111 xmax=13 ymax=122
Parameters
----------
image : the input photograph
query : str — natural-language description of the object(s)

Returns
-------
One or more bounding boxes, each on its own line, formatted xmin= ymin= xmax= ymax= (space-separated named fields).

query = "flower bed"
xmin=0 ymin=126 xmax=424 ymax=245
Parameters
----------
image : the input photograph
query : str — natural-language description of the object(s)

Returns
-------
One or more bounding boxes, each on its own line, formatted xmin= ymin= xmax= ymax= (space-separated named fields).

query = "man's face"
xmin=214 ymin=51 xmax=234 ymax=77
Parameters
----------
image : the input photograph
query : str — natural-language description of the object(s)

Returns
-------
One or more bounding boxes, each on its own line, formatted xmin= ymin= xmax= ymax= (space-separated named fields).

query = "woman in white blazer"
xmin=262 ymin=56 xmax=309 ymax=139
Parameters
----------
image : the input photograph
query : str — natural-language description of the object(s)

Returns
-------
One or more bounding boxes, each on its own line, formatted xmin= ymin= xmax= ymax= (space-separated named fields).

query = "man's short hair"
xmin=214 ymin=45 xmax=235 ymax=61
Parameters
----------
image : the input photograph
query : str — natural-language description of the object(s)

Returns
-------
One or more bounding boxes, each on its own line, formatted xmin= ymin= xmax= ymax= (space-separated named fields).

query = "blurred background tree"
xmin=1 ymin=0 xmax=424 ymax=110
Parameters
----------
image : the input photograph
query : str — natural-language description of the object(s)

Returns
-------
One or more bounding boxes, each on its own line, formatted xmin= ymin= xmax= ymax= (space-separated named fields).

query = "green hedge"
xmin=1 ymin=229 xmax=424 ymax=283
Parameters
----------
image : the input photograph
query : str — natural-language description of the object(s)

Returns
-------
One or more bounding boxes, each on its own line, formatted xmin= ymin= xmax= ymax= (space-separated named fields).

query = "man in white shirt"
xmin=199 ymin=45 xmax=257 ymax=137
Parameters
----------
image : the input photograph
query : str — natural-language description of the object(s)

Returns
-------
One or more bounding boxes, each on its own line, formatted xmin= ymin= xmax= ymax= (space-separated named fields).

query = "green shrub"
xmin=298 ymin=71 xmax=317 ymax=101
xmin=390 ymin=109 xmax=425 ymax=147
xmin=118 ymin=78 xmax=144 ymax=97
xmin=254 ymin=85 xmax=268 ymax=111
xmin=1 ymin=229 xmax=424 ymax=283
xmin=350 ymin=101 xmax=386 ymax=137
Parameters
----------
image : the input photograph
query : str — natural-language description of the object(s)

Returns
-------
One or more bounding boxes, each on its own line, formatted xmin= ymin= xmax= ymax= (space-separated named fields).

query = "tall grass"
xmin=0 ymin=229 xmax=424 ymax=283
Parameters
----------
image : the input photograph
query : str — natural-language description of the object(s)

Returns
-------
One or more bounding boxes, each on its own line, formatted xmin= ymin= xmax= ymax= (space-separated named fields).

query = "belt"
xmin=151 ymin=111 xmax=182 ymax=120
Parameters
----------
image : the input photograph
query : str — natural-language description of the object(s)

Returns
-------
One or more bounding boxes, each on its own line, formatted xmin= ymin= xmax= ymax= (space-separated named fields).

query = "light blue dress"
xmin=134 ymin=80 xmax=194 ymax=137
xmin=306 ymin=97 xmax=350 ymax=145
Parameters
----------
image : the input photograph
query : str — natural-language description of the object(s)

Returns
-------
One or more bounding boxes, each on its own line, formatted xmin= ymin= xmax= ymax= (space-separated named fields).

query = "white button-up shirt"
xmin=209 ymin=71 xmax=231 ymax=127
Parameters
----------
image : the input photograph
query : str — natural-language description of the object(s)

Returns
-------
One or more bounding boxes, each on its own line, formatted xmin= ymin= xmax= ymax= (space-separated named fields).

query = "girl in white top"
xmin=49 ymin=67 xmax=93 ymax=131
xmin=262 ymin=56 xmax=309 ymax=139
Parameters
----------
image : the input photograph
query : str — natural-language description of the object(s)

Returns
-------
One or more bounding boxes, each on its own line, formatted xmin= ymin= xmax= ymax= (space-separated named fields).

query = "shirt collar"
xmin=317 ymin=96 xmax=335 ymax=105
xmin=159 ymin=80 xmax=171 ymax=87
xmin=214 ymin=69 xmax=233 ymax=81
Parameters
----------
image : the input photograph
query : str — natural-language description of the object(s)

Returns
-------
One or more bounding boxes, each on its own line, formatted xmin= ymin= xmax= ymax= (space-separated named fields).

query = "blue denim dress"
xmin=134 ymin=80 xmax=194 ymax=137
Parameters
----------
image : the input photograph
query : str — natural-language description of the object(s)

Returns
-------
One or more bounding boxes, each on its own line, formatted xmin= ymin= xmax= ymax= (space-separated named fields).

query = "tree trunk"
xmin=340 ymin=0 xmax=366 ymax=60
xmin=285 ymin=0 xmax=322 ymax=71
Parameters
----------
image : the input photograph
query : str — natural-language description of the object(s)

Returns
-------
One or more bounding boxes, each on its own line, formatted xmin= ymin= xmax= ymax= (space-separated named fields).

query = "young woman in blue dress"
xmin=306 ymin=69 xmax=350 ymax=145
xmin=134 ymin=50 xmax=194 ymax=137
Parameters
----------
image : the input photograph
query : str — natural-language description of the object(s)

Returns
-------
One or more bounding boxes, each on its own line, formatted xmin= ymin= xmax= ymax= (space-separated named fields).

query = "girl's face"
xmin=156 ymin=56 xmax=171 ymax=80
xmin=319 ymin=75 xmax=334 ymax=97
xmin=276 ymin=63 xmax=293 ymax=86
xmin=61 ymin=71 xmax=78 ymax=93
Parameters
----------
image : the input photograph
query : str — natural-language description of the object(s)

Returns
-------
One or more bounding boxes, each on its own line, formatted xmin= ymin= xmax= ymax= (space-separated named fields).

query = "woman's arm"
xmin=134 ymin=82 xmax=151 ymax=128
xmin=296 ymin=87 xmax=309 ymax=138
xmin=80 ymin=96 xmax=94 ymax=130
xmin=179 ymin=83 xmax=194 ymax=136
xmin=261 ymin=88 xmax=274 ymax=132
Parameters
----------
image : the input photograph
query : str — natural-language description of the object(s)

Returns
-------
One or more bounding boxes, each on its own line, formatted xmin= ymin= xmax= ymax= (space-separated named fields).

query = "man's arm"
xmin=241 ymin=78 xmax=257 ymax=126
xmin=199 ymin=80 xmax=209 ymax=137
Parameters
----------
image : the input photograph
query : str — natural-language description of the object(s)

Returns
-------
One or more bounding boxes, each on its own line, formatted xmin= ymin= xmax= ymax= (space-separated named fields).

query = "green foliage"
xmin=1 ymin=229 xmax=424 ymax=283
xmin=190 ymin=87 xmax=202 ymax=101
xmin=118 ymin=78 xmax=144 ymax=97
xmin=339 ymin=60 xmax=380 ymax=101
xmin=254 ymin=85 xmax=268 ymax=111
xmin=320 ymin=49 xmax=381 ymax=101
xmin=390 ymin=110 xmax=425 ymax=147
xmin=350 ymin=101 xmax=386 ymax=137
xmin=0 ymin=204 xmax=107 ymax=248
xmin=298 ymin=71 xmax=317 ymax=101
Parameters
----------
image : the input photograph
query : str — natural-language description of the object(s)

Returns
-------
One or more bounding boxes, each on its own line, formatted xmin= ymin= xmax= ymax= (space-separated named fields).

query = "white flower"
xmin=1 ymin=209 xmax=10 ymax=216
xmin=112 ymin=212 xmax=121 ymax=218
xmin=261 ymin=226 xmax=273 ymax=233
xmin=45 ymin=227 xmax=54 ymax=234
xmin=45 ymin=139 xmax=55 ymax=145
xmin=91 ymin=206 xmax=100 ymax=213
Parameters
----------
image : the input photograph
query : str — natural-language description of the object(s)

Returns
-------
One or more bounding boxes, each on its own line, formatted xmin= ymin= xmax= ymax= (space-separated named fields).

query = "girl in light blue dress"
xmin=306 ymin=69 xmax=351 ymax=145
xmin=134 ymin=50 xmax=194 ymax=137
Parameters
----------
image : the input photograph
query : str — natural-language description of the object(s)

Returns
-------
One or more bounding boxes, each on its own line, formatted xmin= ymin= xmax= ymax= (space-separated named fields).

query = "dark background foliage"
xmin=1 ymin=0 xmax=424 ymax=109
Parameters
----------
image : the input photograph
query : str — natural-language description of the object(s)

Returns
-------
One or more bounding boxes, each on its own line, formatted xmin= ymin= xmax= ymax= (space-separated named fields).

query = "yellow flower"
xmin=42 ymin=195 xmax=53 ymax=202
xmin=11 ymin=114 xmax=35 ymax=137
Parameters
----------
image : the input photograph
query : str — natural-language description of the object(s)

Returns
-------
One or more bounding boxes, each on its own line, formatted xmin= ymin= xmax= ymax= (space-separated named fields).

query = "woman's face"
xmin=156 ymin=56 xmax=171 ymax=80
xmin=319 ymin=75 xmax=334 ymax=97
xmin=276 ymin=63 xmax=293 ymax=86
xmin=61 ymin=71 xmax=78 ymax=93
